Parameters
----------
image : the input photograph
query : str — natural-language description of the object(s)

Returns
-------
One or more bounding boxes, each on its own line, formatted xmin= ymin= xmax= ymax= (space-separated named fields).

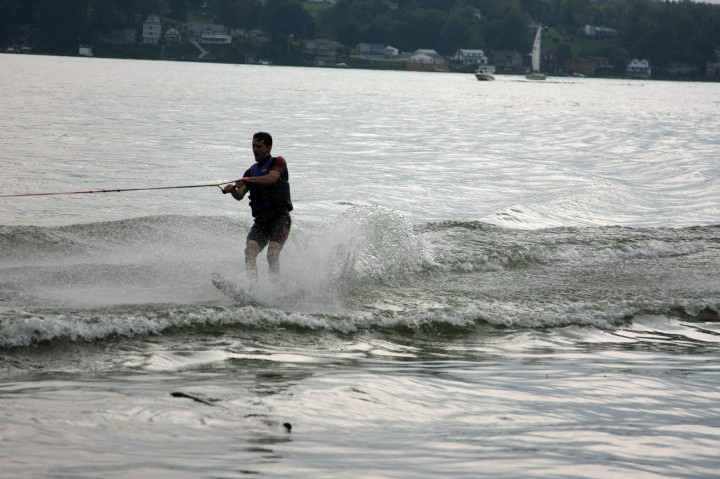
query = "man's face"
xmin=252 ymin=138 xmax=271 ymax=162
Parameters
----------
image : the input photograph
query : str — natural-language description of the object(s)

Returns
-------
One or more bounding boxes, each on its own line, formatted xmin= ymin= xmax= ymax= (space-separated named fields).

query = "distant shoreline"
xmin=4 ymin=50 xmax=718 ymax=83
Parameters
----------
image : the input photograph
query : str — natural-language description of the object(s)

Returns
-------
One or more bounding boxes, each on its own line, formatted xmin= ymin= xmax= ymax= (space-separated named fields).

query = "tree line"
xmin=2 ymin=0 xmax=719 ymax=72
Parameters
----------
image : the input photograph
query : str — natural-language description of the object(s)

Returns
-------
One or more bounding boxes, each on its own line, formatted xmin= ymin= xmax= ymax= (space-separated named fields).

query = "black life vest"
xmin=246 ymin=156 xmax=293 ymax=217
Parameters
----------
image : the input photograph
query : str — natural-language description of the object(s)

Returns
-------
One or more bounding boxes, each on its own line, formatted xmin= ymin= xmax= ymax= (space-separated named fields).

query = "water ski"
xmin=211 ymin=274 xmax=260 ymax=306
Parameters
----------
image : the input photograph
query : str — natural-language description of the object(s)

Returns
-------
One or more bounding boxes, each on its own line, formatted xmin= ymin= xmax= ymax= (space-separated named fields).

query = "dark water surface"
xmin=1 ymin=55 xmax=719 ymax=478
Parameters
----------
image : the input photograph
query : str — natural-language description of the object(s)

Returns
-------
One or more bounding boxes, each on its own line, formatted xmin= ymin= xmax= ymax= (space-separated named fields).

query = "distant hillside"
xmin=2 ymin=0 xmax=719 ymax=78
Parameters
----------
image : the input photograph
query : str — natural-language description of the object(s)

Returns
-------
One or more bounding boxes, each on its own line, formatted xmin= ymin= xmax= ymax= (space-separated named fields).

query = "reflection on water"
xmin=1 ymin=55 xmax=719 ymax=479
xmin=1 ymin=55 xmax=718 ymax=228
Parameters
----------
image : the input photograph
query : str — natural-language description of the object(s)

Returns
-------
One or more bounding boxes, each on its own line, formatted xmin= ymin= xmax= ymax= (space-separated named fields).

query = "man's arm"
xmin=221 ymin=156 xmax=286 ymax=198
xmin=243 ymin=170 xmax=280 ymax=186
xmin=222 ymin=170 xmax=278 ymax=199
xmin=243 ymin=156 xmax=285 ymax=186
xmin=222 ymin=181 xmax=248 ymax=200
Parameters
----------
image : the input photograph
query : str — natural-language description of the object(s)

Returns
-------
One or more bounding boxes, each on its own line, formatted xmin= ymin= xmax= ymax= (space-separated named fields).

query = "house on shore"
xmin=305 ymin=39 xmax=346 ymax=66
xmin=142 ymin=14 xmax=162 ymax=44
xmin=453 ymin=49 xmax=491 ymax=67
xmin=164 ymin=28 xmax=181 ymax=44
xmin=185 ymin=24 xmax=232 ymax=44
xmin=355 ymin=43 xmax=387 ymax=60
xmin=627 ymin=59 xmax=652 ymax=78
xmin=491 ymin=50 xmax=523 ymax=73
xmin=581 ymin=25 xmax=618 ymax=38
xmin=564 ymin=56 xmax=611 ymax=76
xmin=354 ymin=43 xmax=400 ymax=60
xmin=406 ymin=49 xmax=447 ymax=71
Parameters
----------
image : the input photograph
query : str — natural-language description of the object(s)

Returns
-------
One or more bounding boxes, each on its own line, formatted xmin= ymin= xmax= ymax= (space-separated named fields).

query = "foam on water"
xmin=2 ymin=210 xmax=718 ymax=347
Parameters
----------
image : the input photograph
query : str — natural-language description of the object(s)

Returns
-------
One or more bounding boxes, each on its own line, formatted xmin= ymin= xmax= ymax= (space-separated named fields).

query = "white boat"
xmin=475 ymin=66 xmax=495 ymax=81
xmin=525 ymin=26 xmax=547 ymax=80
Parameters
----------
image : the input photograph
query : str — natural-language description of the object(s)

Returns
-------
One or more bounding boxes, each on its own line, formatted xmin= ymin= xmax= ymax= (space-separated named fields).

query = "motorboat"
xmin=475 ymin=66 xmax=495 ymax=81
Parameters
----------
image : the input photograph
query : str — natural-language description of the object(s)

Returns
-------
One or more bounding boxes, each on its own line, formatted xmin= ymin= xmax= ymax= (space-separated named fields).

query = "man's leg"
xmin=267 ymin=213 xmax=291 ymax=278
xmin=245 ymin=240 xmax=262 ymax=282
xmin=267 ymin=241 xmax=282 ymax=276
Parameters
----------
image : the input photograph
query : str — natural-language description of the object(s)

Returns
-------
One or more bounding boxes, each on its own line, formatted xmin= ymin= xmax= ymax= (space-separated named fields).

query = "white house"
xmin=409 ymin=49 xmax=444 ymax=64
xmin=164 ymin=27 xmax=181 ymax=44
xmin=354 ymin=43 xmax=400 ymax=60
xmin=453 ymin=49 xmax=491 ymax=66
xmin=186 ymin=24 xmax=231 ymax=44
xmin=385 ymin=45 xmax=399 ymax=57
xmin=406 ymin=49 xmax=448 ymax=71
xmin=200 ymin=33 xmax=231 ymax=44
xmin=582 ymin=25 xmax=618 ymax=38
xmin=627 ymin=58 xmax=651 ymax=78
xmin=142 ymin=14 xmax=162 ymax=44
xmin=410 ymin=53 xmax=437 ymax=64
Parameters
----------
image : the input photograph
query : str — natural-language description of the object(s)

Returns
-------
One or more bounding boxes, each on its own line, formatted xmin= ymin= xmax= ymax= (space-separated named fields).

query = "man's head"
xmin=252 ymin=132 xmax=273 ymax=162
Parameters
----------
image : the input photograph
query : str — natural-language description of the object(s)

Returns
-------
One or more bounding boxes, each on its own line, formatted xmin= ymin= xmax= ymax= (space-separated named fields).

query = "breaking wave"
xmin=1 ymin=209 xmax=719 ymax=347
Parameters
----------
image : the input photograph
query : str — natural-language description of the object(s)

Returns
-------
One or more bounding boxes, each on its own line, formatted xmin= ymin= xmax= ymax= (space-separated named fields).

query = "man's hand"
xmin=222 ymin=184 xmax=236 ymax=194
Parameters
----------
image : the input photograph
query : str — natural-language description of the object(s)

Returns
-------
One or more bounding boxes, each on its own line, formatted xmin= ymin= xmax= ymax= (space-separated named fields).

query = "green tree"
xmin=482 ymin=3 xmax=529 ymax=51
xmin=262 ymin=0 xmax=315 ymax=42
xmin=555 ymin=41 xmax=572 ymax=66
xmin=168 ymin=0 xmax=187 ymax=21
xmin=594 ymin=0 xmax=628 ymax=28
xmin=560 ymin=0 xmax=597 ymax=28
xmin=0 ymin=0 xmax=33 ymax=42
xmin=417 ymin=0 xmax=456 ymax=11
xmin=438 ymin=11 xmax=481 ymax=54
xmin=34 ymin=0 xmax=89 ymax=53
xmin=519 ymin=0 xmax=544 ymax=22
xmin=390 ymin=8 xmax=447 ymax=51
xmin=88 ymin=0 xmax=123 ymax=31
xmin=216 ymin=0 xmax=263 ymax=29
xmin=115 ymin=0 xmax=162 ymax=25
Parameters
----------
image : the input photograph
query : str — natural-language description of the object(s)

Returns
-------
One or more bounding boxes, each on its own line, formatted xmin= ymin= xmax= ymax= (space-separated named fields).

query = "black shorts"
xmin=247 ymin=211 xmax=291 ymax=250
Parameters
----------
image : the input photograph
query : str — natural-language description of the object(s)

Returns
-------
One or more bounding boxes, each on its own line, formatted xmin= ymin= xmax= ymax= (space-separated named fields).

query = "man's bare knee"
xmin=267 ymin=242 xmax=282 ymax=275
xmin=245 ymin=241 xmax=261 ymax=260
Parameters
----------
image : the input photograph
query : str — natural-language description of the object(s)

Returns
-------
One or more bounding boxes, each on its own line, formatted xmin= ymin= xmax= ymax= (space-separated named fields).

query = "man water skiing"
xmin=222 ymin=132 xmax=293 ymax=281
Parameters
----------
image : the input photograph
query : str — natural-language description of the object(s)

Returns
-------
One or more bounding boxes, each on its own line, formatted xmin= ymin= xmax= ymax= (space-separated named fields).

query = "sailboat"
xmin=525 ymin=26 xmax=547 ymax=80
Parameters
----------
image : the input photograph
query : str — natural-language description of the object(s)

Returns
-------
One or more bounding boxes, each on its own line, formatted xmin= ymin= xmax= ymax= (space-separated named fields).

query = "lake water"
xmin=1 ymin=54 xmax=719 ymax=478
